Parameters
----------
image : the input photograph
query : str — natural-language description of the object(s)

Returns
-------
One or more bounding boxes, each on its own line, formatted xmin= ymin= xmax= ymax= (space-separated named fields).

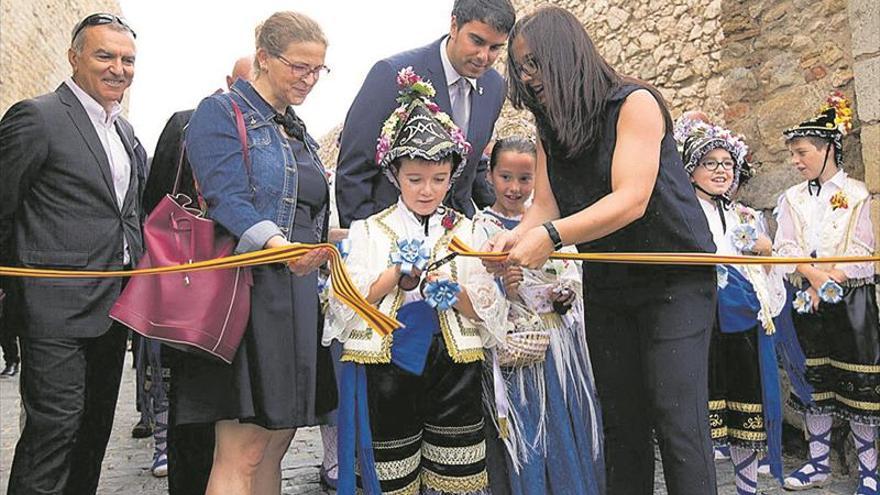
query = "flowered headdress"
xmin=674 ymin=113 xmax=751 ymax=199
xmin=376 ymin=67 xmax=472 ymax=189
xmin=782 ymin=91 xmax=853 ymax=169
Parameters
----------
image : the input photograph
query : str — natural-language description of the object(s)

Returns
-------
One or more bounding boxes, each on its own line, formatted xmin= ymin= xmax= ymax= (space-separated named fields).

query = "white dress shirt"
xmin=440 ymin=38 xmax=477 ymax=131
xmin=65 ymin=78 xmax=132 ymax=263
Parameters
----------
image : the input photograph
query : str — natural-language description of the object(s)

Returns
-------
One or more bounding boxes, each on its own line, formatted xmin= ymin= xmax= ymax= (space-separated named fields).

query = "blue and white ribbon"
xmin=793 ymin=290 xmax=813 ymax=314
xmin=818 ymin=279 xmax=843 ymax=304
xmin=731 ymin=224 xmax=758 ymax=252
xmin=389 ymin=239 xmax=430 ymax=276
xmin=336 ymin=238 xmax=352 ymax=260
xmin=424 ymin=279 xmax=461 ymax=311
xmin=716 ymin=265 xmax=729 ymax=289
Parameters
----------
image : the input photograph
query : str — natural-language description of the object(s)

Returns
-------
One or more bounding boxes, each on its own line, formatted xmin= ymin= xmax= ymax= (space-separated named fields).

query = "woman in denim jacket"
xmin=181 ymin=11 xmax=337 ymax=494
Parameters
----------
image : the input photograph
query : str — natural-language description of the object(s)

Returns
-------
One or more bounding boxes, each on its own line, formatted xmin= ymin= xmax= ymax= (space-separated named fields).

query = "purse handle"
xmin=172 ymin=97 xmax=252 ymax=201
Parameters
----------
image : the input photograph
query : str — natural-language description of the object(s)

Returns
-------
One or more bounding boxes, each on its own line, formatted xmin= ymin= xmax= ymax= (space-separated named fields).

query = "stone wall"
xmin=0 ymin=0 xmax=122 ymax=115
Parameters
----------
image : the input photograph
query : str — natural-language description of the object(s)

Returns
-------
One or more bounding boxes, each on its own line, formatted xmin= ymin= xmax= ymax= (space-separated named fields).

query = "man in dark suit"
xmin=0 ymin=13 xmax=146 ymax=495
xmin=335 ymin=0 xmax=516 ymax=227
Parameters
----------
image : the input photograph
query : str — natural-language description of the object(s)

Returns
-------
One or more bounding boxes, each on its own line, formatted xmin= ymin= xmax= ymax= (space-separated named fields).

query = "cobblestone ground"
xmin=0 ymin=353 xmax=861 ymax=494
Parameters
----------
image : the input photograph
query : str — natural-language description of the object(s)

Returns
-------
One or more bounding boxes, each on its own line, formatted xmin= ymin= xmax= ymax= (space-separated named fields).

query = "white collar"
xmin=65 ymin=77 xmax=123 ymax=126
xmin=821 ymin=169 xmax=847 ymax=192
xmin=440 ymin=37 xmax=477 ymax=90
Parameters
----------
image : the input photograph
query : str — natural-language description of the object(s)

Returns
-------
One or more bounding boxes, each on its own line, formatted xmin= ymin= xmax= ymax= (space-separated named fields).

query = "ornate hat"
xmin=376 ymin=67 xmax=471 ymax=188
xmin=674 ymin=113 xmax=751 ymax=198
xmin=782 ymin=91 xmax=853 ymax=167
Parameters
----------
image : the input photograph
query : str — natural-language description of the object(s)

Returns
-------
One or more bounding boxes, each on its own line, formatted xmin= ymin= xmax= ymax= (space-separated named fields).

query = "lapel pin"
xmin=478 ymin=86 xmax=483 ymax=95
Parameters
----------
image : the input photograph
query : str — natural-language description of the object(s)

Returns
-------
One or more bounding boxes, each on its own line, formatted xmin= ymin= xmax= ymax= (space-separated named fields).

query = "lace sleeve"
xmin=772 ymin=194 xmax=804 ymax=276
xmin=459 ymin=223 xmax=509 ymax=347
xmin=323 ymin=220 xmax=385 ymax=345
xmin=840 ymin=197 xmax=876 ymax=280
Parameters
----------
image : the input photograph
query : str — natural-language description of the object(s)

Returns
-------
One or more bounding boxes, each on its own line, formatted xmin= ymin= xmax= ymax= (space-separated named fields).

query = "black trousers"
xmin=584 ymin=266 xmax=717 ymax=495
xmin=8 ymin=322 xmax=128 ymax=495
xmin=166 ymin=347 xmax=215 ymax=495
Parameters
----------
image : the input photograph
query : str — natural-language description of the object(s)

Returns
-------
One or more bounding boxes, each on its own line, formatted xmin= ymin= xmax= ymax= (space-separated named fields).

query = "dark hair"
xmin=489 ymin=136 xmax=536 ymax=171
xmin=452 ymin=0 xmax=516 ymax=34
xmin=508 ymin=7 xmax=672 ymax=158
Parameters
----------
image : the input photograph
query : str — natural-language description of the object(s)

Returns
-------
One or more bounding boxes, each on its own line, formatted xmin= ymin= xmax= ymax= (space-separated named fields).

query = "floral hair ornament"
xmin=673 ymin=113 xmax=752 ymax=200
xmin=375 ymin=67 xmax=471 ymax=189
xmin=793 ymin=290 xmax=813 ymax=314
xmin=818 ymin=279 xmax=844 ymax=305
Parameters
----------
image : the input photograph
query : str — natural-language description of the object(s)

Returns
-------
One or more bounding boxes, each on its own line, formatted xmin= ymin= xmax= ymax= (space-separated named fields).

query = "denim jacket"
xmin=185 ymin=79 xmax=327 ymax=253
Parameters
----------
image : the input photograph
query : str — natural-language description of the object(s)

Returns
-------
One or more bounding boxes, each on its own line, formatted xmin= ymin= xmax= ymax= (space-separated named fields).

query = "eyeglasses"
xmin=699 ymin=159 xmax=736 ymax=171
xmin=397 ymin=252 xmax=458 ymax=292
xmin=274 ymin=54 xmax=330 ymax=79
xmin=513 ymin=56 xmax=539 ymax=78
xmin=71 ymin=13 xmax=136 ymax=41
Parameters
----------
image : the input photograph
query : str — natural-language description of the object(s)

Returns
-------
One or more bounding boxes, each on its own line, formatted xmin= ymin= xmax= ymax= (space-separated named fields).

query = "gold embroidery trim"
xmin=422 ymin=440 xmax=486 ymax=466
xmin=373 ymin=432 xmax=423 ymax=450
xmin=806 ymin=357 xmax=832 ymax=367
xmin=834 ymin=393 xmax=880 ymax=412
xmin=711 ymin=426 xmax=727 ymax=439
xmin=422 ymin=469 xmax=488 ymax=493
xmin=831 ymin=359 xmax=880 ymax=374
xmin=709 ymin=400 xmax=727 ymax=411
xmin=812 ymin=392 xmax=835 ymax=402
xmin=728 ymin=401 xmax=763 ymax=413
xmin=382 ymin=477 xmax=421 ymax=495
xmin=728 ymin=427 xmax=768 ymax=442
xmin=424 ymin=420 xmax=484 ymax=436
xmin=374 ymin=450 xmax=422 ymax=481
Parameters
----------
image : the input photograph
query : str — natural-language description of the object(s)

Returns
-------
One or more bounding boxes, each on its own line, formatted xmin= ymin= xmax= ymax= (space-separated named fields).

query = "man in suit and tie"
xmin=335 ymin=0 xmax=516 ymax=227
xmin=0 ymin=13 xmax=146 ymax=495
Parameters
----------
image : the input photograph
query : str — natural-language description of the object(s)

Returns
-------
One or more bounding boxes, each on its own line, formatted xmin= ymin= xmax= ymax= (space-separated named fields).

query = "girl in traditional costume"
xmin=324 ymin=68 xmax=508 ymax=495
xmin=473 ymin=136 xmax=605 ymax=494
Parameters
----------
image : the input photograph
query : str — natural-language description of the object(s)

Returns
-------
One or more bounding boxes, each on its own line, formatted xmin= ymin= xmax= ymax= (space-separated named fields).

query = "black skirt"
xmin=173 ymin=264 xmax=337 ymax=429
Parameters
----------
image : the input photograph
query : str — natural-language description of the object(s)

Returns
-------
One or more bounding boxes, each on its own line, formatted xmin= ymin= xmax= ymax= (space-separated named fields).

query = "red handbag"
xmin=110 ymin=98 xmax=254 ymax=363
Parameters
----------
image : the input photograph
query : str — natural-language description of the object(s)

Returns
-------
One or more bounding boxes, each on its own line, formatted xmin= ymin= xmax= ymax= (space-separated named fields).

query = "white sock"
xmin=730 ymin=446 xmax=758 ymax=494
xmin=806 ymin=413 xmax=832 ymax=466
xmin=320 ymin=425 xmax=339 ymax=475
xmin=850 ymin=421 xmax=877 ymax=490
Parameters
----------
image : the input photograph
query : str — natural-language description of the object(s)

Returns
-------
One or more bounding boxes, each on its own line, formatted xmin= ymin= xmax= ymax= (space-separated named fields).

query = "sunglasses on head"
xmin=397 ymin=252 xmax=458 ymax=292
xmin=72 ymin=13 xmax=137 ymax=41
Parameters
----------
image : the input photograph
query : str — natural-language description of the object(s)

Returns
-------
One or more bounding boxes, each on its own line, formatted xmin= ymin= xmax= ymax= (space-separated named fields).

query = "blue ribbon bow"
xmin=423 ymin=279 xmax=461 ymax=311
xmin=389 ymin=239 xmax=430 ymax=276
xmin=818 ymin=279 xmax=843 ymax=304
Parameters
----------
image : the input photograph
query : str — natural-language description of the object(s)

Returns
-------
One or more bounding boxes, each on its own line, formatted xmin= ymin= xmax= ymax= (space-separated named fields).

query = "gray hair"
xmin=254 ymin=11 xmax=327 ymax=77
xmin=70 ymin=21 xmax=133 ymax=54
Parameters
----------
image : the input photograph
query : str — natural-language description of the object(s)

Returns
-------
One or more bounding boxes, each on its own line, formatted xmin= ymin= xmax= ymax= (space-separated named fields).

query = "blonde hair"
xmin=254 ymin=11 xmax=327 ymax=76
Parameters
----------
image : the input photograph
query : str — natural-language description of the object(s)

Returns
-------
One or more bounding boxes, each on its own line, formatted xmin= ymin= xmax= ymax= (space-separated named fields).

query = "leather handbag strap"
xmin=173 ymin=95 xmax=253 ymax=206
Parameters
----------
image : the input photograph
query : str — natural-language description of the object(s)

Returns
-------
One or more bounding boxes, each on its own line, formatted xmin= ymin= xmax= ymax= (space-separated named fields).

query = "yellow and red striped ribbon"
xmin=448 ymin=236 xmax=880 ymax=266
xmin=0 ymin=243 xmax=401 ymax=337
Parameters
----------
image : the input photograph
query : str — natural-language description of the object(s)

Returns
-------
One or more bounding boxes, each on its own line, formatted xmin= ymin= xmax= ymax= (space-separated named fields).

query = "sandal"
xmin=783 ymin=428 xmax=832 ymax=491
xmin=852 ymin=429 xmax=879 ymax=495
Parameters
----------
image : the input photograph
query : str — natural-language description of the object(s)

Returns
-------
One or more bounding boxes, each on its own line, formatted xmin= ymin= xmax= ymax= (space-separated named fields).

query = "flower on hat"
xmin=822 ymin=91 xmax=853 ymax=136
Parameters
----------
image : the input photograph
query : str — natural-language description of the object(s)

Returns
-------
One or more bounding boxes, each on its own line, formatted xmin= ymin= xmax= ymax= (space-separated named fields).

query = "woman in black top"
xmin=485 ymin=7 xmax=718 ymax=495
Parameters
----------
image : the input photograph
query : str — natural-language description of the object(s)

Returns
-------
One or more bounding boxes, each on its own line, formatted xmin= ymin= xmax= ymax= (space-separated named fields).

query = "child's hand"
xmin=752 ymin=235 xmax=772 ymax=256
xmin=807 ymin=286 xmax=821 ymax=311
xmin=502 ymin=265 xmax=523 ymax=298
xmin=828 ymin=268 xmax=848 ymax=284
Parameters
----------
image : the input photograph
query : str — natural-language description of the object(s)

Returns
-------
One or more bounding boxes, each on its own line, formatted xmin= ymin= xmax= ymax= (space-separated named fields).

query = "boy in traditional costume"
xmin=774 ymin=93 xmax=879 ymax=494
xmin=325 ymin=68 xmax=508 ymax=495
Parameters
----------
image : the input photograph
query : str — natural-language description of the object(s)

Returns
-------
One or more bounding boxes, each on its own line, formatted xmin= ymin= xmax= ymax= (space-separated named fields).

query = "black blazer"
xmin=143 ymin=109 xmax=196 ymax=215
xmin=0 ymin=83 xmax=147 ymax=338
xmin=335 ymin=37 xmax=505 ymax=228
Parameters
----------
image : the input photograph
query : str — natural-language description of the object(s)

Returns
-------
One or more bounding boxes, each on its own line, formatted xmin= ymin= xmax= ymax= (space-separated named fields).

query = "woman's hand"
xmin=502 ymin=265 xmax=523 ymax=298
xmin=288 ymin=248 xmax=332 ymax=276
xmin=481 ymin=230 xmax=520 ymax=276
xmin=507 ymin=226 xmax=554 ymax=270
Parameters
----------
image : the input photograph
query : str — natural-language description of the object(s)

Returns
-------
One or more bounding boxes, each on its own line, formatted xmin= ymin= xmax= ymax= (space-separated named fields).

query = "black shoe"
xmin=131 ymin=418 xmax=153 ymax=438
xmin=0 ymin=362 xmax=19 ymax=377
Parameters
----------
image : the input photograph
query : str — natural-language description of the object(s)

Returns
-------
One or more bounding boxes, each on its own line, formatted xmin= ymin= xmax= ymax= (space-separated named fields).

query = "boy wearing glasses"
xmin=774 ymin=94 xmax=879 ymax=494
xmin=324 ymin=69 xmax=507 ymax=495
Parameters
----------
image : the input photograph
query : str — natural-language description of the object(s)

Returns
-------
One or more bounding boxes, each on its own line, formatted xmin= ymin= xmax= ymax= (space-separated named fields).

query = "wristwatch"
xmin=542 ymin=221 xmax=563 ymax=250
